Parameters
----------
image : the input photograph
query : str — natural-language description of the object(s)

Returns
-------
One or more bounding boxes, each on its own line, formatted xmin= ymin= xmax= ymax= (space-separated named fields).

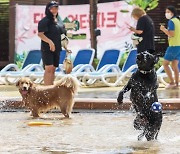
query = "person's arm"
xmin=129 ymin=17 xmax=145 ymax=35
xmin=57 ymin=15 xmax=67 ymax=35
xmin=160 ymin=20 xmax=175 ymax=37
xmin=38 ymin=18 xmax=55 ymax=52
xmin=129 ymin=26 xmax=143 ymax=35
xmin=160 ymin=25 xmax=174 ymax=37
xmin=38 ymin=32 xmax=55 ymax=52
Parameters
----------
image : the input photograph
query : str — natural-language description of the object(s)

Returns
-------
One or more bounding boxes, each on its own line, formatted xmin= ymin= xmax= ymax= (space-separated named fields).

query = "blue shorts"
xmin=164 ymin=46 xmax=180 ymax=61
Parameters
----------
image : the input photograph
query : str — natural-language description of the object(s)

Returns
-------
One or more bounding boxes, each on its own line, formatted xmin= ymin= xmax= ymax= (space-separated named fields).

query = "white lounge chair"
xmin=82 ymin=49 xmax=137 ymax=87
xmin=157 ymin=61 xmax=180 ymax=86
xmin=79 ymin=49 xmax=122 ymax=86
xmin=0 ymin=50 xmax=43 ymax=84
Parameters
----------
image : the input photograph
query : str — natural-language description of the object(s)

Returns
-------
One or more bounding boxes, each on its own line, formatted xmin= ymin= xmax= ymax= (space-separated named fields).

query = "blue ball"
xmin=151 ymin=102 xmax=162 ymax=113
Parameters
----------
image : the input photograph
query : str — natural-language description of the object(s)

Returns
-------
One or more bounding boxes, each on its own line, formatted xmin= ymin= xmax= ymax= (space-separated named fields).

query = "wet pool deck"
xmin=0 ymin=85 xmax=180 ymax=110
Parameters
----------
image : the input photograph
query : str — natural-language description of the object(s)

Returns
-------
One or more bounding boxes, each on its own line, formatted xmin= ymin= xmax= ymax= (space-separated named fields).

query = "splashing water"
xmin=0 ymin=111 xmax=179 ymax=153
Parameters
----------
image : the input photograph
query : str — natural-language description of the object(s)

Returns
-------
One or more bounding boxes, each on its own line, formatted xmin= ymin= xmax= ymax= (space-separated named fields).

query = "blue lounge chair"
xmin=30 ymin=48 xmax=95 ymax=83
xmin=121 ymin=49 xmax=137 ymax=73
xmin=55 ymin=50 xmax=67 ymax=72
xmin=78 ymin=49 xmax=122 ymax=72
xmin=82 ymin=49 xmax=137 ymax=87
xmin=80 ymin=49 xmax=122 ymax=86
xmin=58 ymin=48 xmax=95 ymax=73
xmin=59 ymin=50 xmax=67 ymax=64
xmin=1 ymin=50 xmax=42 ymax=72
xmin=55 ymin=48 xmax=95 ymax=75
xmin=28 ymin=49 xmax=67 ymax=84
xmin=0 ymin=50 xmax=43 ymax=84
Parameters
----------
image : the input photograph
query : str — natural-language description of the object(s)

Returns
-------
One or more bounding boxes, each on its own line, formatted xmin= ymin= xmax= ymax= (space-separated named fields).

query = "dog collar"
xmin=139 ymin=69 xmax=153 ymax=74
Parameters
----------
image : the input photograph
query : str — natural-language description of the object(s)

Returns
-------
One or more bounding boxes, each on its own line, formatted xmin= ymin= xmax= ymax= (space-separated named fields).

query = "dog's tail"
xmin=56 ymin=75 xmax=79 ymax=94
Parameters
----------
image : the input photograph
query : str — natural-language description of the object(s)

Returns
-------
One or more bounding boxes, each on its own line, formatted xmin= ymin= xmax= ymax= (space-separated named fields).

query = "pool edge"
xmin=1 ymin=97 xmax=180 ymax=110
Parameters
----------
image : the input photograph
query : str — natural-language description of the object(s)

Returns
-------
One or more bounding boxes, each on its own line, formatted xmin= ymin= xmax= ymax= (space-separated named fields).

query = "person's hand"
xmin=160 ymin=25 xmax=165 ymax=31
xmin=125 ymin=22 xmax=131 ymax=29
xmin=67 ymin=49 xmax=72 ymax=53
xmin=129 ymin=26 xmax=135 ymax=32
xmin=48 ymin=40 xmax=55 ymax=52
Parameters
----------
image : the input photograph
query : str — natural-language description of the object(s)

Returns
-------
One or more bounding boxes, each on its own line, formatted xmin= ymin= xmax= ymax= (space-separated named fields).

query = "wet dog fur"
xmin=117 ymin=51 xmax=162 ymax=141
xmin=16 ymin=76 xmax=79 ymax=118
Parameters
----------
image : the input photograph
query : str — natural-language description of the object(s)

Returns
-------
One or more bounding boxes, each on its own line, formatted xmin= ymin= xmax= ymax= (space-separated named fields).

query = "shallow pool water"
xmin=0 ymin=111 xmax=179 ymax=153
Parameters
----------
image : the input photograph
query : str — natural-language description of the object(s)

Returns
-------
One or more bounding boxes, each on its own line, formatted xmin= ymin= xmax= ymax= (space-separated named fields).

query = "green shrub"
xmin=92 ymin=58 xmax=99 ymax=69
xmin=119 ymin=52 xmax=163 ymax=70
xmin=126 ymin=0 xmax=159 ymax=11
xmin=14 ymin=51 xmax=27 ymax=68
xmin=155 ymin=57 xmax=163 ymax=70
xmin=119 ymin=51 xmax=129 ymax=69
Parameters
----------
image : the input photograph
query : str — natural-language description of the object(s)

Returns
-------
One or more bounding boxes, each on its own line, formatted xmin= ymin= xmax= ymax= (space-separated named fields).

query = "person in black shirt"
xmin=129 ymin=7 xmax=155 ymax=53
xmin=38 ymin=1 xmax=66 ymax=85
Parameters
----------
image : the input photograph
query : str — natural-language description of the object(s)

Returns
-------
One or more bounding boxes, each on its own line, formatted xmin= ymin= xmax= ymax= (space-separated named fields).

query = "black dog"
xmin=117 ymin=51 xmax=162 ymax=141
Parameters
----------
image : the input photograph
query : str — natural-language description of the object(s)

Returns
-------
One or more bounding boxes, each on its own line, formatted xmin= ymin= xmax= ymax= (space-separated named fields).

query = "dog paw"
xmin=138 ymin=134 xmax=144 ymax=141
xmin=117 ymin=99 xmax=123 ymax=105
xmin=145 ymin=131 xmax=156 ymax=141
xmin=137 ymin=131 xmax=146 ymax=141
xmin=117 ymin=92 xmax=123 ymax=105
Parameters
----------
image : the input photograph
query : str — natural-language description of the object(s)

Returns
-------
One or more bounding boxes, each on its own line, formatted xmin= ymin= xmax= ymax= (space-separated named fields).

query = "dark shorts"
xmin=41 ymin=49 xmax=60 ymax=67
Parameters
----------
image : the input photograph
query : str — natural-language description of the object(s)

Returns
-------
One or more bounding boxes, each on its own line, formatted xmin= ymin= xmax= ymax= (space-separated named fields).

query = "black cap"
xmin=48 ymin=1 xmax=59 ymax=9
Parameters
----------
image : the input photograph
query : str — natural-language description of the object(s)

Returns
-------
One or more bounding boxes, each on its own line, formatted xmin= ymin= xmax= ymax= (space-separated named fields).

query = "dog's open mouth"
xmin=21 ymin=90 xmax=28 ymax=95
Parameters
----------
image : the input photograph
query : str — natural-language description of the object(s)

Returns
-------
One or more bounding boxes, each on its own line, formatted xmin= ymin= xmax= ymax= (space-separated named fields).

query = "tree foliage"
xmin=0 ymin=0 xmax=9 ymax=2
xmin=126 ymin=0 xmax=159 ymax=11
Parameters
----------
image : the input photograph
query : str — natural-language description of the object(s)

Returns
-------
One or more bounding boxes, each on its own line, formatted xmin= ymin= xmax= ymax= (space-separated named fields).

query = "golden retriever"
xmin=16 ymin=75 xmax=79 ymax=118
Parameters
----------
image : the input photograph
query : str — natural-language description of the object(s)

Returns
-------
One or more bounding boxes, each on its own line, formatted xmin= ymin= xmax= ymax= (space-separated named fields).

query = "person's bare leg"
xmin=171 ymin=60 xmax=179 ymax=87
xmin=44 ymin=65 xmax=56 ymax=85
xmin=163 ymin=60 xmax=174 ymax=84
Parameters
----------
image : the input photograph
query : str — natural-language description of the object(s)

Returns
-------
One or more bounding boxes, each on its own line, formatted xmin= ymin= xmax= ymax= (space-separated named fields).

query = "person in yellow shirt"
xmin=160 ymin=6 xmax=180 ymax=89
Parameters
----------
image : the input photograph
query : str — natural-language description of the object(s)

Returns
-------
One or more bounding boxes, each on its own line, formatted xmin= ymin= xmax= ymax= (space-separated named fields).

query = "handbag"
xmin=61 ymin=34 xmax=73 ymax=74
xmin=61 ymin=34 xmax=69 ymax=49
xmin=131 ymin=33 xmax=143 ymax=47
xmin=63 ymin=49 xmax=73 ymax=74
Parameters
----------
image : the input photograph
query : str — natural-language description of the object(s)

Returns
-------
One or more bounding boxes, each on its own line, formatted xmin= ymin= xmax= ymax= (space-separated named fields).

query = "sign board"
xmin=15 ymin=1 xmax=134 ymax=67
